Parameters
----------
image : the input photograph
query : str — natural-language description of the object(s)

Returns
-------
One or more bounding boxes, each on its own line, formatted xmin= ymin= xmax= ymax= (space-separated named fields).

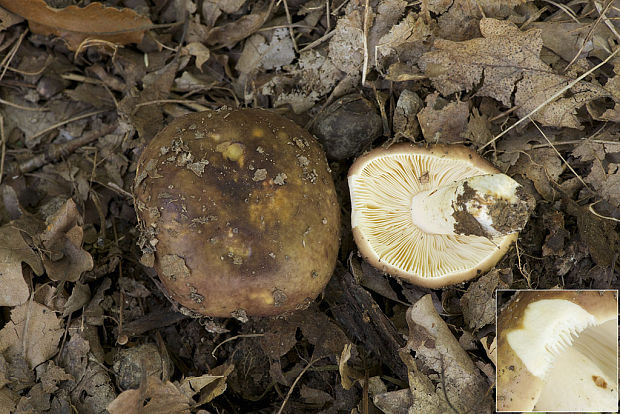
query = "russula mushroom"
xmin=497 ymin=290 xmax=618 ymax=411
xmin=348 ymin=143 xmax=534 ymax=287
xmin=133 ymin=108 xmax=340 ymax=317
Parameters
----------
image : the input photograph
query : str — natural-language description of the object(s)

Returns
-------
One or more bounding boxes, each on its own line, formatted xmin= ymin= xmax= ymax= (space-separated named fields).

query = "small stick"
xmin=0 ymin=115 xmax=5 ymax=185
xmin=276 ymin=356 xmax=323 ymax=414
xmin=19 ymin=123 xmax=117 ymax=173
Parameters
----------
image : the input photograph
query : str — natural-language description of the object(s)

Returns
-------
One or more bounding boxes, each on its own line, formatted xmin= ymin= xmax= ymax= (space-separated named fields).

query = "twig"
xmin=276 ymin=356 xmax=324 ymax=414
xmin=530 ymin=119 xmax=593 ymax=192
xmin=480 ymin=48 xmax=619 ymax=151
xmin=530 ymin=138 xmax=619 ymax=149
xmin=19 ymin=123 xmax=117 ymax=173
xmin=211 ymin=334 xmax=265 ymax=357
xmin=133 ymin=99 xmax=209 ymax=112
xmin=515 ymin=239 xmax=532 ymax=288
xmin=0 ymin=98 xmax=49 ymax=111
xmin=588 ymin=200 xmax=620 ymax=223
xmin=112 ymin=217 xmax=128 ymax=345
xmin=594 ymin=0 xmax=620 ymax=42
xmin=0 ymin=115 xmax=5 ymax=185
xmin=361 ymin=0 xmax=371 ymax=86
xmin=106 ymin=181 xmax=134 ymax=199
xmin=0 ymin=28 xmax=28 ymax=82
xmin=280 ymin=0 xmax=299 ymax=53
xmin=28 ymin=110 xmax=108 ymax=143
xmin=299 ymin=30 xmax=336 ymax=52
xmin=564 ymin=0 xmax=612 ymax=71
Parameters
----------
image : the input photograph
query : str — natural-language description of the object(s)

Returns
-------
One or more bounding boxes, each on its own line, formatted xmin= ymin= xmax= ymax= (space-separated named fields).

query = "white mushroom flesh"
xmin=409 ymin=173 xmax=526 ymax=237
xmin=506 ymin=299 xmax=618 ymax=412
xmin=349 ymin=152 xmax=523 ymax=278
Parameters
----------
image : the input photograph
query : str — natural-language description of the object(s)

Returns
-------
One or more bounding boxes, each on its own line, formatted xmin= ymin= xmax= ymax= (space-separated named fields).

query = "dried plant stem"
xmin=0 ymin=98 xmax=49 ymax=111
xmin=19 ymin=123 xmax=117 ymax=173
xmin=277 ymin=356 xmax=324 ymax=414
xmin=0 ymin=115 xmax=5 ymax=185
xmin=0 ymin=28 xmax=28 ymax=82
xmin=280 ymin=0 xmax=299 ymax=53
xmin=530 ymin=119 xmax=592 ymax=192
xmin=211 ymin=334 xmax=265 ymax=357
xmin=28 ymin=110 xmax=108 ymax=142
xmin=361 ymin=0 xmax=370 ymax=86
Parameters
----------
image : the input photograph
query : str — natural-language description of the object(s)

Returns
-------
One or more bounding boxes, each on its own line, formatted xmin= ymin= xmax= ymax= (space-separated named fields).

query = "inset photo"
xmin=496 ymin=290 xmax=618 ymax=412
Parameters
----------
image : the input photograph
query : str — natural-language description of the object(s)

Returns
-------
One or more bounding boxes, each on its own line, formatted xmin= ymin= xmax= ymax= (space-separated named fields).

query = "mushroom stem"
xmin=409 ymin=174 xmax=534 ymax=237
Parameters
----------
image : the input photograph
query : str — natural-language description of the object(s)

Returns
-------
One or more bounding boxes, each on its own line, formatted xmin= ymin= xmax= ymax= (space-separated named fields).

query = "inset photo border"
xmin=495 ymin=289 xmax=618 ymax=413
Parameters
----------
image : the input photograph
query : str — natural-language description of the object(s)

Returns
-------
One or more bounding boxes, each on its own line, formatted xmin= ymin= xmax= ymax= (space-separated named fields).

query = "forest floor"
xmin=0 ymin=0 xmax=618 ymax=413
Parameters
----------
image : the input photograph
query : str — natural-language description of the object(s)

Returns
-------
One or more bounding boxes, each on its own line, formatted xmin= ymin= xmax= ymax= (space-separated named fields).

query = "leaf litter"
xmin=0 ymin=0 xmax=617 ymax=413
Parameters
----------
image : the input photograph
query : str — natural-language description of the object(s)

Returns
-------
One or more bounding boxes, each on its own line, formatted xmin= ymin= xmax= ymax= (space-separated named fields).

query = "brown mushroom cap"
xmin=497 ymin=290 xmax=618 ymax=411
xmin=133 ymin=108 xmax=340 ymax=317
xmin=348 ymin=143 xmax=520 ymax=287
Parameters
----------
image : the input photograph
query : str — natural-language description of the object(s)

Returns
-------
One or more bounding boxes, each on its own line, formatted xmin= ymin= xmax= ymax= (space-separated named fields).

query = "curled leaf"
xmin=0 ymin=0 xmax=153 ymax=51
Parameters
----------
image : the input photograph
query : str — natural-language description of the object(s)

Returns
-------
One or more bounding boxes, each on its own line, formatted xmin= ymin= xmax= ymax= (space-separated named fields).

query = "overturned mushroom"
xmin=497 ymin=290 xmax=618 ymax=412
xmin=133 ymin=108 xmax=340 ymax=317
xmin=348 ymin=144 xmax=534 ymax=287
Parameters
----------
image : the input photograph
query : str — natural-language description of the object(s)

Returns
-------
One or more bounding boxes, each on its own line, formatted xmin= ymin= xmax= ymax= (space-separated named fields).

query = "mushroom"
xmin=497 ymin=290 xmax=618 ymax=411
xmin=133 ymin=108 xmax=340 ymax=317
xmin=348 ymin=143 xmax=534 ymax=287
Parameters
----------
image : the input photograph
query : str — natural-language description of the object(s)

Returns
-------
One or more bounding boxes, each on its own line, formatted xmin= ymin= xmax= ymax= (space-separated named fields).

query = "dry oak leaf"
xmin=0 ymin=0 xmax=153 ymax=51
xmin=419 ymin=18 xmax=608 ymax=129
xmin=417 ymin=93 xmax=469 ymax=143
xmin=0 ymin=301 xmax=63 ymax=369
xmin=0 ymin=224 xmax=44 ymax=307
xmin=328 ymin=9 xmax=364 ymax=75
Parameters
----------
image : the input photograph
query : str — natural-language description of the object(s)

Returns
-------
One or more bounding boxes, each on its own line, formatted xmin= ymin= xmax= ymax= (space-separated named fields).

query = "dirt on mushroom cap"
xmin=133 ymin=108 xmax=341 ymax=317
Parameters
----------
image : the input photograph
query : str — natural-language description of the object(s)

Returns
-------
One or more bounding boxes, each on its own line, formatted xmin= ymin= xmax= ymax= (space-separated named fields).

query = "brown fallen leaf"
xmin=510 ymin=148 xmax=564 ymax=201
xmin=236 ymin=29 xmax=295 ymax=74
xmin=328 ymin=7 xmax=364 ymax=75
xmin=460 ymin=269 xmax=509 ymax=331
xmin=0 ymin=6 xmax=22 ymax=30
xmin=0 ymin=387 xmax=19 ymax=413
xmin=205 ymin=1 xmax=272 ymax=47
xmin=0 ymin=223 xmax=44 ymax=306
xmin=185 ymin=42 xmax=211 ymax=71
xmin=373 ymin=388 xmax=413 ymax=414
xmin=196 ymin=363 xmax=234 ymax=404
xmin=262 ymin=49 xmax=344 ymax=113
xmin=405 ymin=294 xmax=494 ymax=413
xmin=39 ymin=198 xmax=93 ymax=282
xmin=419 ymin=18 xmax=609 ymax=129
xmin=0 ymin=0 xmax=153 ymax=51
xmin=117 ymin=59 xmax=178 ymax=141
xmin=0 ymin=301 xmax=64 ymax=369
xmin=337 ymin=343 xmax=364 ymax=390
xmin=573 ymin=140 xmax=620 ymax=208
xmin=417 ymin=93 xmax=469 ymax=143
xmin=61 ymin=282 xmax=91 ymax=317
xmin=107 ymin=376 xmax=192 ymax=414
xmin=58 ymin=331 xmax=116 ymax=413
xmin=38 ymin=361 xmax=73 ymax=394
xmin=480 ymin=336 xmax=497 ymax=367
xmin=376 ymin=12 xmax=431 ymax=70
